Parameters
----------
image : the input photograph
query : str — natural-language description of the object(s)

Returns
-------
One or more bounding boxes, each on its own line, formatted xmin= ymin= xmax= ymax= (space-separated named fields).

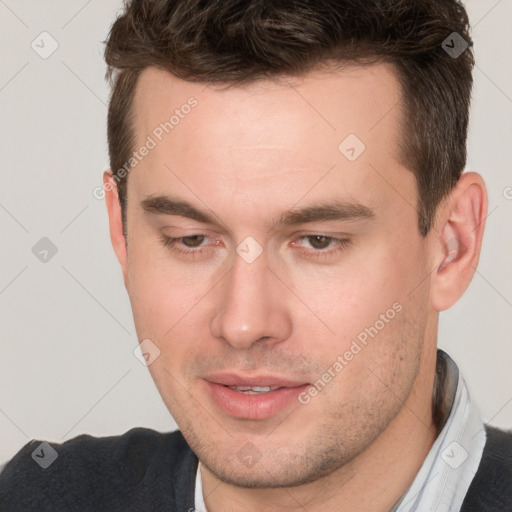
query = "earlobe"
xmin=103 ymin=170 xmax=129 ymax=287
xmin=430 ymin=172 xmax=488 ymax=311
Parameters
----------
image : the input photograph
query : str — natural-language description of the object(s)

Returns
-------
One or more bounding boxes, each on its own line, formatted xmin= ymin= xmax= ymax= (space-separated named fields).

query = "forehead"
xmin=132 ymin=63 xmax=402 ymax=145
xmin=128 ymin=63 xmax=414 ymax=231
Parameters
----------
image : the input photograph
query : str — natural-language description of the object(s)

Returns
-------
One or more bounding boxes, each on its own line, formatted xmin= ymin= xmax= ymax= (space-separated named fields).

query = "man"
xmin=1 ymin=0 xmax=511 ymax=510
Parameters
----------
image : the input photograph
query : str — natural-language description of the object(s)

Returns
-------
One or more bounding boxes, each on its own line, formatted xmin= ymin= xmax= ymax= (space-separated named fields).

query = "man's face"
xmin=121 ymin=64 xmax=435 ymax=487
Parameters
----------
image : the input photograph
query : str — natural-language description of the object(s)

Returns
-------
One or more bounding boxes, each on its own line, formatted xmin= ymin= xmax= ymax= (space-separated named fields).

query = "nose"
xmin=209 ymin=247 xmax=292 ymax=350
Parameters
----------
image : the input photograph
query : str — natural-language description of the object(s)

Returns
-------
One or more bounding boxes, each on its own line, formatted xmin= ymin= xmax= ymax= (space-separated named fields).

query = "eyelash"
xmin=160 ymin=233 xmax=350 ymax=260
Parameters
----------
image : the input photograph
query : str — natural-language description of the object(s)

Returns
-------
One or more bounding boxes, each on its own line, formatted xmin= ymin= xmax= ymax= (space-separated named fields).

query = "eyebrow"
xmin=141 ymin=194 xmax=375 ymax=228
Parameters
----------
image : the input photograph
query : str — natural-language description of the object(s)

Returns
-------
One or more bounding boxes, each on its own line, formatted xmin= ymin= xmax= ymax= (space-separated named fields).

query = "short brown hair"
xmin=104 ymin=0 xmax=474 ymax=237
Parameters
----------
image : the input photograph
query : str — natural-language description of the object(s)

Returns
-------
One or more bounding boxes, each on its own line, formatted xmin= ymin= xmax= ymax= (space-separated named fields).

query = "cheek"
xmin=125 ymin=237 xmax=207 ymax=338
xmin=290 ymin=242 xmax=420 ymax=335
xmin=288 ymin=237 xmax=429 ymax=381
xmin=125 ymin=243 xmax=210 ymax=407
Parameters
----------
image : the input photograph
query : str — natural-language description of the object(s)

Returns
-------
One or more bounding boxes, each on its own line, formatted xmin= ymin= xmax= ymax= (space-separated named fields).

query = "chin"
xmin=199 ymin=445 xmax=351 ymax=489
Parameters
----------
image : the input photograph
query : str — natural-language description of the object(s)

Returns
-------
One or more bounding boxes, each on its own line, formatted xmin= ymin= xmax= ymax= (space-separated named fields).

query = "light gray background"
xmin=0 ymin=0 xmax=511 ymax=464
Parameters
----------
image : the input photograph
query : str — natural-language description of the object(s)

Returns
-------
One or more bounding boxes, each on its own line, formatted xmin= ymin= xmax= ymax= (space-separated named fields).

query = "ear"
xmin=103 ymin=170 xmax=129 ymax=288
xmin=430 ymin=172 xmax=488 ymax=311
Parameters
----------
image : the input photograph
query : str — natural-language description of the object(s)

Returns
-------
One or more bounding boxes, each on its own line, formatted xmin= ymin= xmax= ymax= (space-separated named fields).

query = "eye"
xmin=292 ymin=235 xmax=351 ymax=259
xmin=161 ymin=233 xmax=216 ymax=256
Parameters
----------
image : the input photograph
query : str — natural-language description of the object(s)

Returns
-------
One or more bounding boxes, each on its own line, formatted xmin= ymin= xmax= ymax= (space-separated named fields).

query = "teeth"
xmin=228 ymin=385 xmax=280 ymax=394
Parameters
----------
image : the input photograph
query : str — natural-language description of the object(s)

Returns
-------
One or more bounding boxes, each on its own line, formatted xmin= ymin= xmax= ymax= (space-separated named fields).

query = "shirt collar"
xmin=390 ymin=349 xmax=486 ymax=511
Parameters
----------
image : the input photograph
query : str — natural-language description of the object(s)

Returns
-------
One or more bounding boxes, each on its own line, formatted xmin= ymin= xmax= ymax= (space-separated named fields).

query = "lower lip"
xmin=204 ymin=381 xmax=310 ymax=420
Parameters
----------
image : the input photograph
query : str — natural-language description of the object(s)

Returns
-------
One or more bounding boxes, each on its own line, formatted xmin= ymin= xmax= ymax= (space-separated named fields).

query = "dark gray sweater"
xmin=0 ymin=425 xmax=510 ymax=511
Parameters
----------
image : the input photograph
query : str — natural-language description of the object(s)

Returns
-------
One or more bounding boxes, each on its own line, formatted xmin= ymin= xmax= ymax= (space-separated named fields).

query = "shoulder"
xmin=0 ymin=427 xmax=195 ymax=511
xmin=461 ymin=425 xmax=512 ymax=511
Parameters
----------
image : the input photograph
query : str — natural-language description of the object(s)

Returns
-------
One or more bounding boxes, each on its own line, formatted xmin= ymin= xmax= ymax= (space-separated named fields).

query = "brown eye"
xmin=180 ymin=235 xmax=207 ymax=248
xmin=160 ymin=233 xmax=219 ymax=258
xmin=306 ymin=236 xmax=333 ymax=250
xmin=292 ymin=235 xmax=351 ymax=260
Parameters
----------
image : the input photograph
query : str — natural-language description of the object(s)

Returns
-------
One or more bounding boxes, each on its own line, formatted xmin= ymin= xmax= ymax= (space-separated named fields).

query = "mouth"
xmin=203 ymin=373 xmax=310 ymax=420
xmin=225 ymin=385 xmax=282 ymax=395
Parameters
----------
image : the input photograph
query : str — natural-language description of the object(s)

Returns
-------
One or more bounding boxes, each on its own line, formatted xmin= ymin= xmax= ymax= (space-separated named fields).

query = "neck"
xmin=201 ymin=349 xmax=439 ymax=512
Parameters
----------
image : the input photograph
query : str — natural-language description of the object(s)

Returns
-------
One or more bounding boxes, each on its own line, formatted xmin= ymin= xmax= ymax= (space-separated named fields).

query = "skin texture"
xmin=104 ymin=63 xmax=487 ymax=512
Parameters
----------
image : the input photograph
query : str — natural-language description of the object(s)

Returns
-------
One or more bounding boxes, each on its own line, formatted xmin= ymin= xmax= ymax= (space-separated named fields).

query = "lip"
xmin=204 ymin=372 xmax=307 ymax=388
xmin=203 ymin=373 xmax=310 ymax=420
